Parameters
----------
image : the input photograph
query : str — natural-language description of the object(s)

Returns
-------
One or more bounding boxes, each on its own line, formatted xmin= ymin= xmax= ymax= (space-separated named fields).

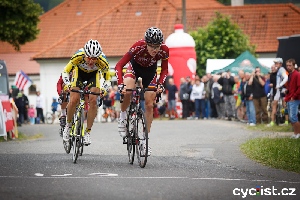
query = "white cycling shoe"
xmin=83 ymin=133 xmax=91 ymax=145
xmin=63 ymin=125 xmax=71 ymax=141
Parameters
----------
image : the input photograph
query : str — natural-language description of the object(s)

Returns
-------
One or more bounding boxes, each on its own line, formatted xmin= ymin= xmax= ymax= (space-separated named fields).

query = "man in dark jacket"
xmin=179 ymin=77 xmax=190 ymax=119
xmin=217 ymin=71 xmax=236 ymax=120
xmin=249 ymin=67 xmax=268 ymax=124
xmin=15 ymin=92 xmax=27 ymax=126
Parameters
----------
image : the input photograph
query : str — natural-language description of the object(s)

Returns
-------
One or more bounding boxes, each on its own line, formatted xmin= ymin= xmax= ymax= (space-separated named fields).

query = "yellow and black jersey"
xmin=62 ymin=48 xmax=110 ymax=85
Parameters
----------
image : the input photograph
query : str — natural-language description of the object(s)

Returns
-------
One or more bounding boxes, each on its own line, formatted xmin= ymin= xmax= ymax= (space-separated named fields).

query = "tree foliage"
xmin=189 ymin=12 xmax=256 ymax=75
xmin=0 ymin=0 xmax=43 ymax=51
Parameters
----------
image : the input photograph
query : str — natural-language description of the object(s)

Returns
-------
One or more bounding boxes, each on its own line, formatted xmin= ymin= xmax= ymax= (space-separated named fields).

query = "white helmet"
xmin=84 ymin=39 xmax=102 ymax=57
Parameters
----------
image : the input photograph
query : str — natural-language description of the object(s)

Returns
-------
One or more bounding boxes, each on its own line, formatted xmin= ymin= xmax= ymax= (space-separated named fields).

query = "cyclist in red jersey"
xmin=115 ymin=27 xmax=169 ymax=156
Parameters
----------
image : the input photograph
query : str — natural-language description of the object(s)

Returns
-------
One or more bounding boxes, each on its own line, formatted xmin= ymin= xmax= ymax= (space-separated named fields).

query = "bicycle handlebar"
xmin=120 ymin=87 xmax=161 ymax=103
xmin=70 ymin=89 xmax=101 ymax=96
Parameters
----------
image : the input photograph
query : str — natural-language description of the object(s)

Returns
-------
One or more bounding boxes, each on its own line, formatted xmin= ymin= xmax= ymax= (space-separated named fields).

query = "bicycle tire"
xmin=78 ymin=112 xmax=84 ymax=156
xmin=136 ymin=109 xmax=148 ymax=168
xmin=127 ymin=111 xmax=135 ymax=164
xmin=72 ymin=110 xmax=83 ymax=163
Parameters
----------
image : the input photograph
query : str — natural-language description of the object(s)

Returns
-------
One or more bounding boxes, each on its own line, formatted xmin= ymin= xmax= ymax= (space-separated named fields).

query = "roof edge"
xmin=33 ymin=0 xmax=129 ymax=60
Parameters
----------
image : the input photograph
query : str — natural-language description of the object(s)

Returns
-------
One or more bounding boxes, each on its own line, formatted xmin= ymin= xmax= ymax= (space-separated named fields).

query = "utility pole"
xmin=182 ymin=0 xmax=186 ymax=31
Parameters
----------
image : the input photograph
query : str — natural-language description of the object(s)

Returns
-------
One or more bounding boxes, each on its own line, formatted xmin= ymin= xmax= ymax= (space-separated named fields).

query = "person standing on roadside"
xmin=249 ymin=67 xmax=268 ymax=124
xmin=284 ymin=59 xmax=300 ymax=139
xmin=36 ymin=91 xmax=45 ymax=124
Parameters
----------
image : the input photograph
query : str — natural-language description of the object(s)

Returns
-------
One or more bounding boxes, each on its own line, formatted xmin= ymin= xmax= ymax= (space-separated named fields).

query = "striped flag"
xmin=13 ymin=70 xmax=32 ymax=90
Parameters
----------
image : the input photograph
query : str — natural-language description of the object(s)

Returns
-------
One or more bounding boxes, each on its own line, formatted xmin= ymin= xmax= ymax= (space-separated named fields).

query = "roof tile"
xmin=1 ymin=1 xmax=300 ymax=75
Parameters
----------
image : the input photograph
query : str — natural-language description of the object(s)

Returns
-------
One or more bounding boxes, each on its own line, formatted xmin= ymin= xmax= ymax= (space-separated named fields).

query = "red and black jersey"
xmin=115 ymin=40 xmax=169 ymax=85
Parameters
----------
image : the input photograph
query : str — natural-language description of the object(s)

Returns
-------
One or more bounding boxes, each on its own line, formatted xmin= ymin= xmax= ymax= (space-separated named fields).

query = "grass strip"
xmin=241 ymin=137 xmax=300 ymax=173
xmin=0 ymin=133 xmax=43 ymax=142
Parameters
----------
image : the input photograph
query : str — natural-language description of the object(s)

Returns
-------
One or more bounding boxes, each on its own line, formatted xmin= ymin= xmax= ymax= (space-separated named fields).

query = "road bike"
xmin=121 ymin=85 xmax=159 ymax=168
xmin=45 ymin=110 xmax=61 ymax=124
xmin=63 ymin=81 xmax=101 ymax=163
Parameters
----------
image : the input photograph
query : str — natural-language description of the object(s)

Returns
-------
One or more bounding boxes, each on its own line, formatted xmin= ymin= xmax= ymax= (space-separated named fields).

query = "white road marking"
xmin=0 ymin=175 xmax=299 ymax=184
xmin=51 ymin=174 xmax=72 ymax=177
xmin=88 ymin=173 xmax=118 ymax=177
xmin=34 ymin=173 xmax=44 ymax=177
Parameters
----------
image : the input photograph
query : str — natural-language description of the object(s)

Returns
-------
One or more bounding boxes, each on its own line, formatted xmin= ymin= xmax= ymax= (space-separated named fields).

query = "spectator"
xmin=269 ymin=64 xmax=277 ymax=99
xmin=28 ymin=105 xmax=36 ymax=125
xmin=242 ymin=72 xmax=256 ymax=126
xmin=15 ymin=92 xmax=26 ymax=126
xmin=217 ymin=71 xmax=236 ymax=120
xmin=36 ymin=91 xmax=45 ymax=124
xmin=211 ymin=75 xmax=225 ymax=119
xmin=284 ymin=59 xmax=300 ymax=139
xmin=51 ymin=97 xmax=59 ymax=124
xmin=264 ymin=73 xmax=271 ymax=96
xmin=179 ymin=77 xmax=190 ymax=119
xmin=207 ymin=73 xmax=218 ymax=118
xmin=20 ymin=90 xmax=29 ymax=124
xmin=267 ymin=58 xmax=288 ymax=127
xmin=185 ymin=76 xmax=193 ymax=118
xmin=202 ymin=75 xmax=211 ymax=119
xmin=113 ymin=85 xmax=121 ymax=119
xmin=190 ymin=79 xmax=205 ymax=119
xmin=166 ymin=78 xmax=178 ymax=119
xmin=237 ymin=70 xmax=247 ymax=122
xmin=249 ymin=67 xmax=268 ymax=124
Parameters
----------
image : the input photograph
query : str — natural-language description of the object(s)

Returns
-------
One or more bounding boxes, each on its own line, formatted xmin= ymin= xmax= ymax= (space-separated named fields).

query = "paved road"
xmin=0 ymin=119 xmax=299 ymax=200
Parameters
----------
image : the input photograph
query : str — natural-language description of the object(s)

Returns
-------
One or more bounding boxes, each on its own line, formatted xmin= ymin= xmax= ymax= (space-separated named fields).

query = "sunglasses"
xmin=86 ymin=56 xmax=97 ymax=61
xmin=147 ymin=44 xmax=161 ymax=50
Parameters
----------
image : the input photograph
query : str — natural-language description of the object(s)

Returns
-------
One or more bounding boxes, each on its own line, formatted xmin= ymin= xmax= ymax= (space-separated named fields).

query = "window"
xmin=28 ymin=84 xmax=37 ymax=95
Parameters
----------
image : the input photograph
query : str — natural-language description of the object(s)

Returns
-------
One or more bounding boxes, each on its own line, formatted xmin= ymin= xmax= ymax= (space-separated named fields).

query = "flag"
xmin=13 ymin=70 xmax=32 ymax=90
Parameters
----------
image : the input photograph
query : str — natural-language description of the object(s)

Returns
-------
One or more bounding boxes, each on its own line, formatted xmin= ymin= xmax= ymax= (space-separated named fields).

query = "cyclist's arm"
xmin=157 ymin=46 xmax=169 ymax=85
xmin=279 ymin=71 xmax=288 ymax=88
xmin=115 ymin=52 xmax=132 ymax=85
xmin=158 ymin=58 xmax=169 ymax=85
xmin=62 ymin=61 xmax=74 ymax=85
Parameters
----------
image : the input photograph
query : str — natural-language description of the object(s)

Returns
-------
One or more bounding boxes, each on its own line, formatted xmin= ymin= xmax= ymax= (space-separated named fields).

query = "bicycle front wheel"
xmin=136 ymin=110 xmax=148 ymax=168
xmin=127 ymin=112 xmax=135 ymax=164
xmin=72 ymin=110 xmax=83 ymax=163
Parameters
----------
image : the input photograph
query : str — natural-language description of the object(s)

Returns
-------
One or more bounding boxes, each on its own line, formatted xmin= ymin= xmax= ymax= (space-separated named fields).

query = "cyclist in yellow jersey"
xmin=62 ymin=39 xmax=111 ymax=145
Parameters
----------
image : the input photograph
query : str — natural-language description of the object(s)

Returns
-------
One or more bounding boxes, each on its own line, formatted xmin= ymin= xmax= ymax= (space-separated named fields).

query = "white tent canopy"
xmin=206 ymin=58 xmax=274 ymax=74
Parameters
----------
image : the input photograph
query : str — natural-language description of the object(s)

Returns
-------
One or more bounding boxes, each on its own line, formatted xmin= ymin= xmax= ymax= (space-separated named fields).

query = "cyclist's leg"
xmin=144 ymin=91 xmax=156 ymax=133
xmin=118 ymin=77 xmax=135 ymax=138
xmin=82 ymin=71 xmax=100 ymax=145
xmin=87 ymin=87 xmax=100 ymax=130
xmin=63 ymin=68 xmax=80 ymax=141
xmin=121 ymin=76 xmax=136 ymax=113
xmin=268 ymin=91 xmax=279 ymax=126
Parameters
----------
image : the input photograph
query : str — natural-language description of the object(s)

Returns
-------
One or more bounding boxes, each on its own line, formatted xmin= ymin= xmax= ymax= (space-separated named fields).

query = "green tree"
xmin=0 ymin=0 xmax=43 ymax=51
xmin=189 ymin=12 xmax=256 ymax=75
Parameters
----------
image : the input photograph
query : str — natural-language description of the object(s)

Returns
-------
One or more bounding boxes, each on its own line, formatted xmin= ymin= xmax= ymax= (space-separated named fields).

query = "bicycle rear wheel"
xmin=136 ymin=110 xmax=148 ymax=168
xmin=127 ymin=112 xmax=135 ymax=164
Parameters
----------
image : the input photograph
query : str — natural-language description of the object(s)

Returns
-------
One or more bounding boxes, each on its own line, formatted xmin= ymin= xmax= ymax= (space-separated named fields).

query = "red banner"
xmin=1 ymin=101 xmax=14 ymax=132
